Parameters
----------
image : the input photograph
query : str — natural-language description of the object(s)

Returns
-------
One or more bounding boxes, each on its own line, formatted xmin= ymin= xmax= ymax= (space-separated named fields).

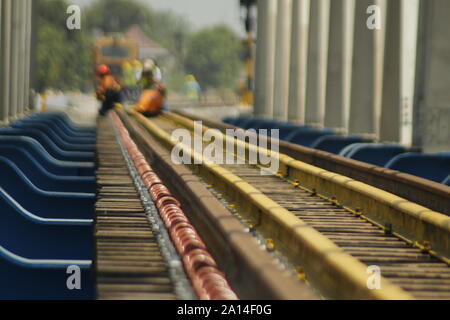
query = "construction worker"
xmin=132 ymin=59 xmax=143 ymax=100
xmin=182 ymin=74 xmax=201 ymax=102
xmin=138 ymin=60 xmax=154 ymax=90
xmin=95 ymin=64 xmax=122 ymax=116
xmin=139 ymin=59 xmax=163 ymax=88
xmin=132 ymin=59 xmax=143 ymax=83
xmin=133 ymin=81 xmax=166 ymax=117
xmin=122 ymin=61 xmax=135 ymax=101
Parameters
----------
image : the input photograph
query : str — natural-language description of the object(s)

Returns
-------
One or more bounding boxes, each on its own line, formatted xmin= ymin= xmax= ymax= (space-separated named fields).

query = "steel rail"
xmin=129 ymin=110 xmax=416 ymax=300
xmin=118 ymin=109 xmax=317 ymax=299
xmin=174 ymin=110 xmax=450 ymax=216
xmin=163 ymin=111 xmax=450 ymax=262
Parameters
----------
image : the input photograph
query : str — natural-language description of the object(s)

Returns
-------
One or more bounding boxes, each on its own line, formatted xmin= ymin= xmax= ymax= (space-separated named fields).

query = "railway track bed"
xmin=120 ymin=110 xmax=450 ymax=300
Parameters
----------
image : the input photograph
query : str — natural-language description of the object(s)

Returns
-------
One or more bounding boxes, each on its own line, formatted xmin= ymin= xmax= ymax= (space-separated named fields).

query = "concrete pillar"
xmin=324 ymin=0 xmax=355 ymax=132
xmin=380 ymin=0 xmax=401 ymax=143
xmin=0 ymin=0 xmax=12 ymax=123
xmin=272 ymin=0 xmax=292 ymax=121
xmin=305 ymin=0 xmax=330 ymax=127
xmin=287 ymin=0 xmax=310 ymax=124
xmin=254 ymin=0 xmax=278 ymax=118
xmin=24 ymin=0 xmax=32 ymax=112
xmin=398 ymin=0 xmax=419 ymax=146
xmin=17 ymin=0 xmax=25 ymax=116
xmin=413 ymin=0 xmax=450 ymax=153
xmin=348 ymin=0 xmax=386 ymax=138
xmin=9 ymin=0 xmax=19 ymax=118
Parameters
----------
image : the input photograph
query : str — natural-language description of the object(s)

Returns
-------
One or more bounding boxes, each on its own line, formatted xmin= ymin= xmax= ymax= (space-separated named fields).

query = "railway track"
xmin=94 ymin=112 xmax=309 ymax=300
xmin=175 ymin=110 xmax=450 ymax=216
xmin=95 ymin=116 xmax=189 ymax=299
xmin=120 ymin=109 xmax=450 ymax=300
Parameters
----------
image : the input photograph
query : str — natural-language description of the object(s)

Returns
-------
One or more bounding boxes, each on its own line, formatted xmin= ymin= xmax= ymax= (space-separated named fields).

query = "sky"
xmin=70 ymin=0 xmax=245 ymax=35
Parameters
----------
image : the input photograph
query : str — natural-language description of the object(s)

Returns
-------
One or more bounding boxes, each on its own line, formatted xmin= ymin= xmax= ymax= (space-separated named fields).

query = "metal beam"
xmin=272 ymin=0 xmax=292 ymax=121
xmin=287 ymin=0 xmax=310 ymax=124
xmin=253 ymin=0 xmax=277 ymax=118
xmin=305 ymin=0 xmax=330 ymax=127
xmin=324 ymin=0 xmax=355 ymax=132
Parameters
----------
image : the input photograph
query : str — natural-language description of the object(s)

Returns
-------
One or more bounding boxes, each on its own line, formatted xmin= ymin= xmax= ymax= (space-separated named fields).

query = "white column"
xmin=324 ymin=0 xmax=355 ymax=132
xmin=17 ymin=0 xmax=25 ymax=116
xmin=24 ymin=0 xmax=32 ymax=112
xmin=413 ymin=0 xmax=450 ymax=153
xmin=305 ymin=0 xmax=330 ymax=127
xmin=287 ymin=0 xmax=310 ymax=124
xmin=398 ymin=0 xmax=419 ymax=146
xmin=0 ymin=0 xmax=11 ymax=123
xmin=254 ymin=0 xmax=278 ymax=118
xmin=272 ymin=0 xmax=292 ymax=121
xmin=348 ymin=0 xmax=386 ymax=137
xmin=380 ymin=0 xmax=401 ymax=143
xmin=9 ymin=0 xmax=19 ymax=118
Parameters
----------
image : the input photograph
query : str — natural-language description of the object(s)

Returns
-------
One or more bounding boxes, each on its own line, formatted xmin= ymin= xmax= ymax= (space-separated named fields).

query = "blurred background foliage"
xmin=35 ymin=0 xmax=243 ymax=93
xmin=35 ymin=0 xmax=92 ymax=92
xmin=185 ymin=25 xmax=241 ymax=89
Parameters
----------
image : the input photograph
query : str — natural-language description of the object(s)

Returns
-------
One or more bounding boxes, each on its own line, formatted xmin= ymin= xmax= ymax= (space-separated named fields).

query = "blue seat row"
xmin=339 ymin=143 xmax=408 ymax=167
xmin=223 ymin=116 xmax=450 ymax=185
xmin=385 ymin=152 xmax=450 ymax=184
xmin=224 ymin=116 xmax=335 ymax=147
xmin=0 ymin=112 xmax=96 ymax=299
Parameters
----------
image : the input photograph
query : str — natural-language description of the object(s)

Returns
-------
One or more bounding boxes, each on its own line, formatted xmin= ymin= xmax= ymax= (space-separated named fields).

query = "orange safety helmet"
xmin=96 ymin=64 xmax=111 ymax=76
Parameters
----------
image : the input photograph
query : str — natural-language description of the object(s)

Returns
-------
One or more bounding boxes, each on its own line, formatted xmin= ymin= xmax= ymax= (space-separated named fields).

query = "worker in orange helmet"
xmin=95 ymin=64 xmax=122 ymax=116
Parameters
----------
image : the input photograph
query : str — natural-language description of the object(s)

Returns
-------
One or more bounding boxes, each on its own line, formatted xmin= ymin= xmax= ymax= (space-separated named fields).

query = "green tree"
xmin=35 ymin=0 xmax=92 ymax=92
xmin=85 ymin=0 xmax=153 ymax=34
xmin=184 ymin=25 xmax=242 ymax=89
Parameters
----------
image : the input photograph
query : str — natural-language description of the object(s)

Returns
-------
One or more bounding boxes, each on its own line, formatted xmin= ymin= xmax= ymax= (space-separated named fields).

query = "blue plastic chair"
xmin=0 ymin=136 xmax=95 ymax=176
xmin=11 ymin=121 xmax=95 ymax=151
xmin=276 ymin=124 xmax=307 ymax=141
xmin=240 ymin=118 xmax=265 ymax=130
xmin=25 ymin=112 xmax=96 ymax=136
xmin=385 ymin=153 xmax=450 ymax=183
xmin=0 ymin=129 xmax=94 ymax=162
xmin=0 ymin=187 xmax=92 ymax=260
xmin=0 ymin=246 xmax=93 ymax=299
xmin=232 ymin=116 xmax=252 ymax=128
xmin=442 ymin=173 xmax=450 ymax=186
xmin=311 ymin=135 xmax=371 ymax=155
xmin=0 ymin=157 xmax=94 ymax=219
xmin=285 ymin=128 xmax=335 ymax=147
xmin=27 ymin=113 xmax=96 ymax=137
xmin=29 ymin=112 xmax=96 ymax=133
xmin=0 ymin=126 xmax=94 ymax=152
xmin=342 ymin=144 xmax=407 ymax=166
xmin=222 ymin=117 xmax=237 ymax=125
xmin=12 ymin=121 xmax=95 ymax=145
xmin=339 ymin=143 xmax=360 ymax=158
xmin=0 ymin=154 xmax=94 ymax=193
